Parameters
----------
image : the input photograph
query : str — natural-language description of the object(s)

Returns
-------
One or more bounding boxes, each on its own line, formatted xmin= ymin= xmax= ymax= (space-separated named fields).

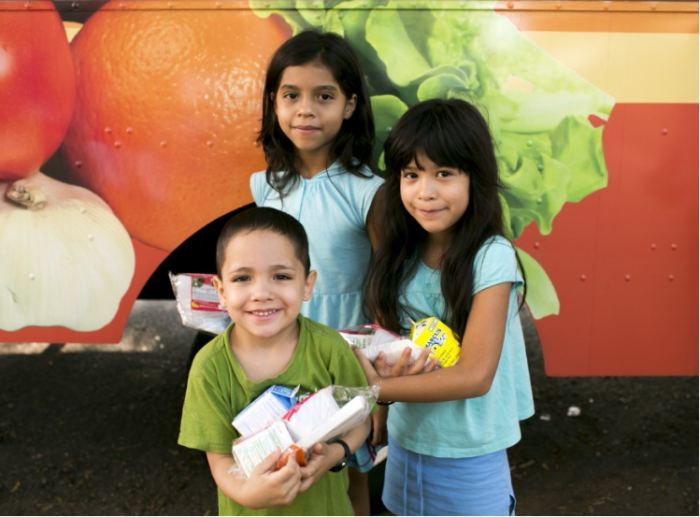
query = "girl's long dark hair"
xmin=257 ymin=30 xmax=375 ymax=195
xmin=366 ymin=98 xmax=525 ymax=338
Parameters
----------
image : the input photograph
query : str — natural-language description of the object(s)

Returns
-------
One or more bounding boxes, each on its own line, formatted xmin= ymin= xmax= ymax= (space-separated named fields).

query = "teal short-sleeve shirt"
xmin=388 ymin=236 xmax=535 ymax=458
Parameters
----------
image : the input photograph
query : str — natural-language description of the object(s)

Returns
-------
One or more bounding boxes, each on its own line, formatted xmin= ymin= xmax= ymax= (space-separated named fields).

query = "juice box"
xmin=410 ymin=317 xmax=461 ymax=368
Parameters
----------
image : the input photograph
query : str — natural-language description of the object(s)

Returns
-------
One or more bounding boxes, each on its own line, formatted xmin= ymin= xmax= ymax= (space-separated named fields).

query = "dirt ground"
xmin=1 ymin=301 xmax=697 ymax=516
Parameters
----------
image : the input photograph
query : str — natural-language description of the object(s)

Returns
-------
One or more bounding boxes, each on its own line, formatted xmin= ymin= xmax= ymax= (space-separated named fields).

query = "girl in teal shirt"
xmin=356 ymin=98 xmax=535 ymax=516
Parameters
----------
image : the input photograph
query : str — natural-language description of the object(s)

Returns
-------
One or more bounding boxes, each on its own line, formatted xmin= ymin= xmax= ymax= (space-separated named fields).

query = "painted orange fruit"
xmin=62 ymin=1 xmax=290 ymax=251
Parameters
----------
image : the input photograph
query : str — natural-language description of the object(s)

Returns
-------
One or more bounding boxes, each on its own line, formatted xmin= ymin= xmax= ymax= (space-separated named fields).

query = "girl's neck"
xmin=297 ymin=152 xmax=333 ymax=179
xmin=421 ymin=232 xmax=453 ymax=269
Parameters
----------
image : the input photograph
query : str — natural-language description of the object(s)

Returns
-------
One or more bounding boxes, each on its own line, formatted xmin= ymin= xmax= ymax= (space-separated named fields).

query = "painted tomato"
xmin=0 ymin=1 xmax=76 ymax=179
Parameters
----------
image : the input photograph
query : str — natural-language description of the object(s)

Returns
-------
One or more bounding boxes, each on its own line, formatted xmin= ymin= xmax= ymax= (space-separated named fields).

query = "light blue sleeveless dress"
xmin=250 ymin=161 xmax=384 ymax=331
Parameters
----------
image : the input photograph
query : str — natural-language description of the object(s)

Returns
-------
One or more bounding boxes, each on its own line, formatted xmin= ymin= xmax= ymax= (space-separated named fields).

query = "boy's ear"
xmin=212 ymin=276 xmax=226 ymax=307
xmin=303 ymin=270 xmax=317 ymax=301
xmin=343 ymin=94 xmax=357 ymax=120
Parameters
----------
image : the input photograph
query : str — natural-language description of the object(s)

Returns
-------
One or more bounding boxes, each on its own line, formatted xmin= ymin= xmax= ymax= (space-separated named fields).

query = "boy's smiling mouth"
xmin=248 ymin=309 xmax=280 ymax=317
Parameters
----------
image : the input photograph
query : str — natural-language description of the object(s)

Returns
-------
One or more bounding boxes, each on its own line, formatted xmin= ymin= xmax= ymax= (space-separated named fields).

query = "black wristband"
xmin=327 ymin=438 xmax=351 ymax=472
xmin=376 ymin=401 xmax=395 ymax=406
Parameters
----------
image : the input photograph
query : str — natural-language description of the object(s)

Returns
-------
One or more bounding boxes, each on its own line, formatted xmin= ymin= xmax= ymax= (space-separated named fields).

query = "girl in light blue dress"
xmin=355 ymin=98 xmax=535 ymax=516
xmin=249 ymin=30 xmax=384 ymax=515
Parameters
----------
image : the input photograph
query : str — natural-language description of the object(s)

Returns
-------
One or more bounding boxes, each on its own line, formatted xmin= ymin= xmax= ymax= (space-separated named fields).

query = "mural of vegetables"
xmin=0 ymin=1 xmax=696 ymax=374
xmin=0 ymin=1 xmax=135 ymax=332
xmin=253 ymin=0 xmax=614 ymax=320
xmin=61 ymin=1 xmax=290 ymax=252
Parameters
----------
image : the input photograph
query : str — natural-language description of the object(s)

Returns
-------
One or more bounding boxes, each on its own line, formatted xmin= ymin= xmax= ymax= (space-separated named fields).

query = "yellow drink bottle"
xmin=410 ymin=317 xmax=461 ymax=368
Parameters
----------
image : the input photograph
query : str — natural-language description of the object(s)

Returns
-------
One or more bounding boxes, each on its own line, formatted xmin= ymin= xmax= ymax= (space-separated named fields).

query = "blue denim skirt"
xmin=382 ymin=435 xmax=516 ymax=516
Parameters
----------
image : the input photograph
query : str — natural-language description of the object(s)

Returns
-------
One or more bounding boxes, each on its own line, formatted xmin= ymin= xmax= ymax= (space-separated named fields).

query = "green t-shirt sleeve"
xmin=178 ymin=357 xmax=237 ymax=455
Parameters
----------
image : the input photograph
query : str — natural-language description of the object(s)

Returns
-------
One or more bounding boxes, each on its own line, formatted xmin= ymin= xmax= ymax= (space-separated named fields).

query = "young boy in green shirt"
xmin=178 ymin=207 xmax=371 ymax=516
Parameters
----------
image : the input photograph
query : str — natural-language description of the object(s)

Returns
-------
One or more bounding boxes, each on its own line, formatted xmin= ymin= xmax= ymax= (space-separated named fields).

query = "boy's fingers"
xmin=253 ymin=448 xmax=283 ymax=474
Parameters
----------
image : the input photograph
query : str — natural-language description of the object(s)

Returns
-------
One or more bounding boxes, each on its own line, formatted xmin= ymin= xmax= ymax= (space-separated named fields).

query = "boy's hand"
xmin=298 ymin=442 xmax=343 ymax=493
xmin=241 ymin=448 xmax=302 ymax=508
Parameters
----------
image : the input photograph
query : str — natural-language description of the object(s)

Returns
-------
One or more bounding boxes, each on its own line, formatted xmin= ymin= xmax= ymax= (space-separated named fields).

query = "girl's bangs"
xmin=392 ymin=112 xmax=470 ymax=173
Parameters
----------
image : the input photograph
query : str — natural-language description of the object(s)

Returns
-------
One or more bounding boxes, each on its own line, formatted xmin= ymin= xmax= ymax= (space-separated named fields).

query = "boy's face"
xmin=214 ymin=229 xmax=316 ymax=344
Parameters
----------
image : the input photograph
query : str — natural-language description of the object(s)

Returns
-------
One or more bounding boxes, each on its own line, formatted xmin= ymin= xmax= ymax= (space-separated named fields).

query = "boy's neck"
xmin=228 ymin=321 xmax=301 ymax=383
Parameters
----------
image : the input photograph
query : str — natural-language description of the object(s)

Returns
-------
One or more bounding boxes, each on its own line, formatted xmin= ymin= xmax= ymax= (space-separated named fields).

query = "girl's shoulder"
xmin=249 ymin=169 xmax=272 ymax=205
xmin=473 ymin=236 xmax=522 ymax=291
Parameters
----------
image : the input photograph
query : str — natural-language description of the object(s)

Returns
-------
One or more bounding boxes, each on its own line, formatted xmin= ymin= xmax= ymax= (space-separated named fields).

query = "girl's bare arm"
xmin=354 ymin=282 xmax=512 ymax=403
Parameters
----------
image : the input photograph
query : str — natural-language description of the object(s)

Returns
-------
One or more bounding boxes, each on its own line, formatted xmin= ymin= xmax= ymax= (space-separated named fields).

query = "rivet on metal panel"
xmin=668 ymin=274 xmax=675 ymax=281
xmin=661 ymin=128 xmax=668 ymax=135
xmin=23 ymin=2 xmax=30 ymax=9
xmin=215 ymin=1 xmax=222 ymax=7
xmin=526 ymin=139 xmax=533 ymax=146
xmin=536 ymin=197 xmax=543 ymax=204
xmin=580 ymin=274 xmax=587 ymax=282
xmin=603 ymin=2 xmax=610 ymax=10
xmin=161 ymin=141 xmax=168 ymax=148
xmin=119 ymin=2 xmax=126 ymax=9
xmin=534 ymin=242 xmax=540 ymax=249
xmin=556 ymin=1 xmax=562 ymax=9
xmin=507 ymin=2 xmax=514 ymax=8
xmin=207 ymin=141 xmax=215 ymax=148
xmin=671 ymin=243 xmax=678 ymax=250
xmin=72 ymin=2 xmax=80 ymax=11
xmin=624 ymin=275 xmax=631 ymax=282
xmin=105 ymin=127 xmax=113 ymax=135
xmin=650 ymin=243 xmax=657 ymax=250
xmin=114 ymin=141 xmax=122 ymax=149
xmin=168 ymin=1 xmax=175 ymax=8
xmin=126 ymin=127 xmax=134 ymax=135
xmin=29 ymin=273 xmax=36 ymax=280
xmin=75 ymin=161 xmax=83 ymax=169
xmin=650 ymin=3 xmax=657 ymax=10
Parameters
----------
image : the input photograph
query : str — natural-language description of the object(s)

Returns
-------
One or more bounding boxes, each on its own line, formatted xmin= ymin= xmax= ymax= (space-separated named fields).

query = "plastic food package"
xmin=229 ymin=385 xmax=377 ymax=478
xmin=338 ymin=324 xmax=399 ymax=349
xmin=360 ymin=338 xmax=428 ymax=366
xmin=169 ymin=272 xmax=231 ymax=335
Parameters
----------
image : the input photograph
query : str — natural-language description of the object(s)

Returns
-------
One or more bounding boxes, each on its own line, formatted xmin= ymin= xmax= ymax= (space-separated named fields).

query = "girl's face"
xmin=274 ymin=62 xmax=356 ymax=175
xmin=400 ymin=151 xmax=470 ymax=240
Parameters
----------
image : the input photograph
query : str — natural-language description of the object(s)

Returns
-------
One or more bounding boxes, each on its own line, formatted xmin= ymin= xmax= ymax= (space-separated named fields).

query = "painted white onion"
xmin=0 ymin=172 xmax=135 ymax=331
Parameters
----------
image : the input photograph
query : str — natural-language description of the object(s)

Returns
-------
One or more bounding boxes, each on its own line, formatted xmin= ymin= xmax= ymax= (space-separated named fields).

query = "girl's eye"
xmin=274 ymin=274 xmax=292 ymax=281
xmin=282 ymin=92 xmax=298 ymax=100
xmin=232 ymin=275 xmax=250 ymax=283
xmin=437 ymin=170 xmax=454 ymax=178
xmin=402 ymin=172 xmax=418 ymax=180
xmin=318 ymin=93 xmax=333 ymax=101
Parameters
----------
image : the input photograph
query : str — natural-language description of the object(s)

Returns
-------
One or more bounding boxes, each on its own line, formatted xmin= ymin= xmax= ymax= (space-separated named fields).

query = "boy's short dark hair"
xmin=216 ymin=207 xmax=311 ymax=278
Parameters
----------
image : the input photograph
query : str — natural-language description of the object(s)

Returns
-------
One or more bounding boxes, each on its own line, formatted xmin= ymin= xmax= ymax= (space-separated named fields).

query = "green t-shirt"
xmin=178 ymin=315 xmax=368 ymax=516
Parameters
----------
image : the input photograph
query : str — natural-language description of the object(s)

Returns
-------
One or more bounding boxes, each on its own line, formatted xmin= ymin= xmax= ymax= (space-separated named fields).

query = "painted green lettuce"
xmin=252 ymin=0 xmax=615 ymax=319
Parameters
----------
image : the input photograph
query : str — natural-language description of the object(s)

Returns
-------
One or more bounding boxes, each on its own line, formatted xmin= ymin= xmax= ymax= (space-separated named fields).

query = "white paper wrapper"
xmin=360 ymin=338 xmax=427 ymax=366
xmin=231 ymin=421 xmax=294 ymax=478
